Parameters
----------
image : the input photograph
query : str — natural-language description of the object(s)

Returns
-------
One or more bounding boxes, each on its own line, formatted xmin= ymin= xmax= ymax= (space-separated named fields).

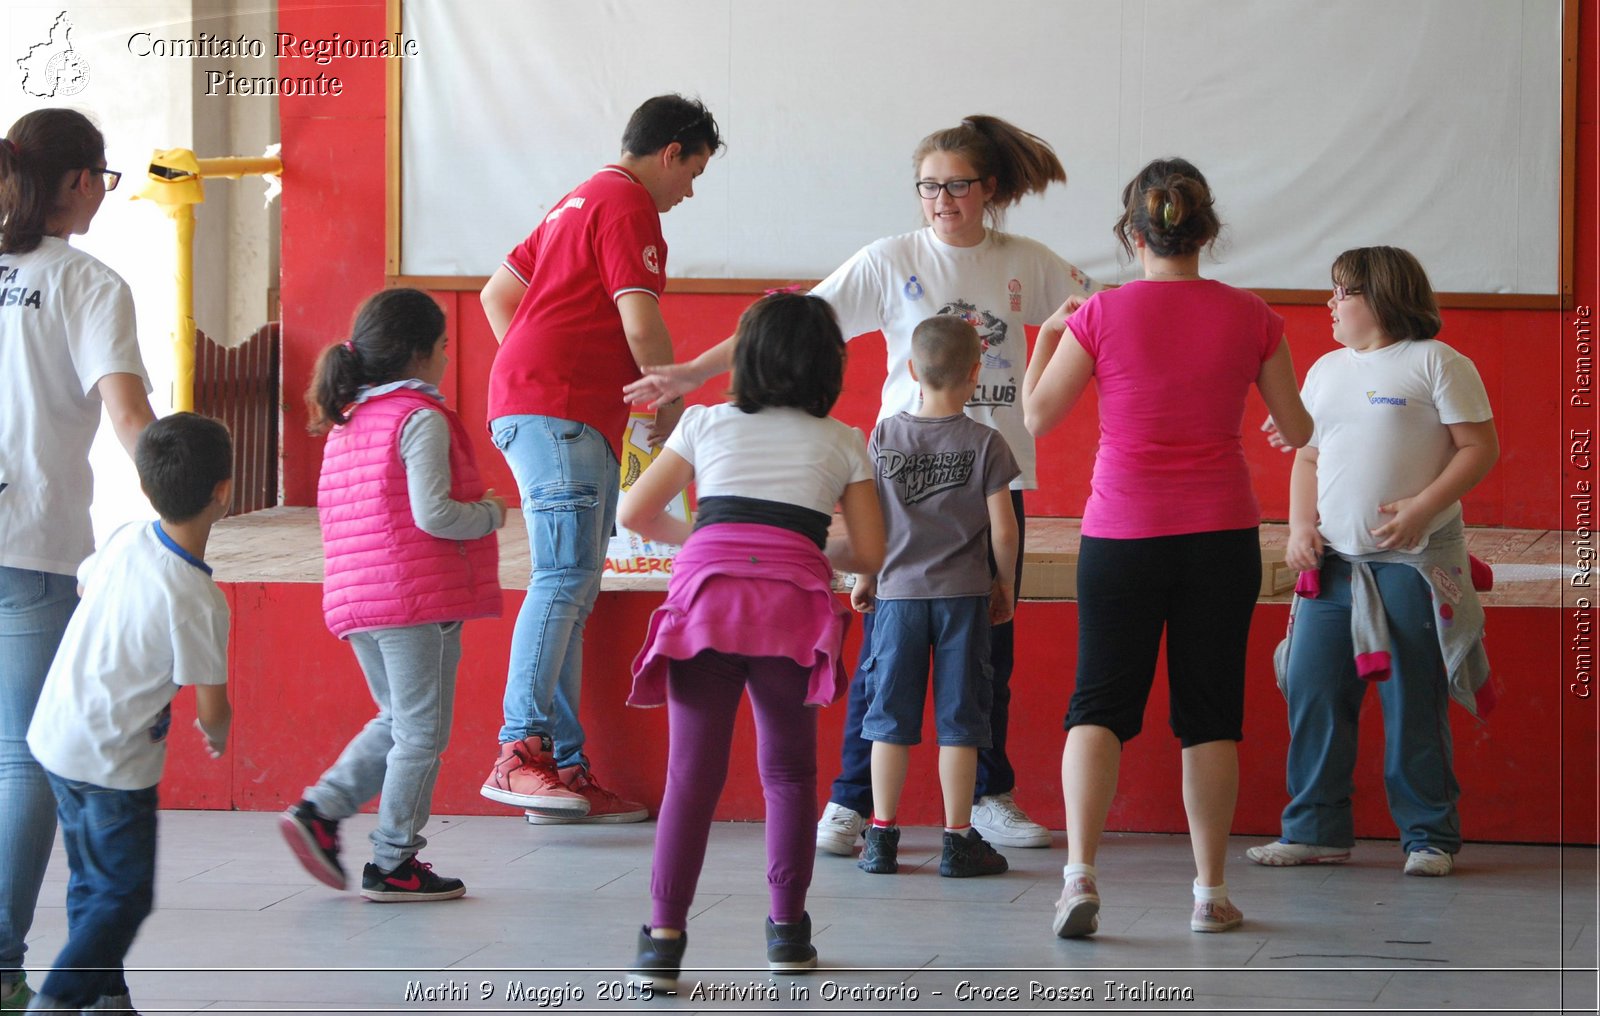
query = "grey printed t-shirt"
xmin=870 ymin=412 xmax=1020 ymax=599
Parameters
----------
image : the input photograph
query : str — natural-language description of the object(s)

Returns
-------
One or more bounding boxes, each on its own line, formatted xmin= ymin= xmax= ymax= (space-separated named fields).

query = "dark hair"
xmin=912 ymin=315 xmax=981 ymax=391
xmin=136 ymin=413 xmax=233 ymax=523
xmin=1114 ymin=157 xmax=1222 ymax=259
xmin=1332 ymin=246 xmax=1442 ymax=341
xmin=621 ymin=94 xmax=724 ymax=160
xmin=305 ymin=288 xmax=446 ymax=434
xmin=731 ymin=293 xmax=846 ymax=418
xmin=0 ymin=108 xmax=105 ymax=255
xmin=913 ymin=115 xmax=1066 ymax=231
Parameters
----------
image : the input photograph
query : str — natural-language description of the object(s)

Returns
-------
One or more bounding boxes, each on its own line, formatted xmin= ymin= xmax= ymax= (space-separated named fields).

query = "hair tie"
xmin=343 ymin=340 xmax=357 ymax=354
xmin=763 ymin=284 xmax=805 ymax=296
xmin=1161 ymin=202 xmax=1176 ymax=227
xmin=0 ymin=138 xmax=17 ymax=158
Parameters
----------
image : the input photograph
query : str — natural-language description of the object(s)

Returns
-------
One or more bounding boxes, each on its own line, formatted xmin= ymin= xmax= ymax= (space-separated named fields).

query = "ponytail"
xmin=0 ymin=108 xmax=105 ymax=256
xmin=1114 ymin=157 xmax=1221 ymax=260
xmin=304 ymin=288 xmax=446 ymax=434
xmin=913 ymin=115 xmax=1066 ymax=230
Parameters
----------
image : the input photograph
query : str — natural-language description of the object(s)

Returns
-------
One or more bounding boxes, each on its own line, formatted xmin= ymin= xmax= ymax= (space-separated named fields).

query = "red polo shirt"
xmin=488 ymin=165 xmax=666 ymax=460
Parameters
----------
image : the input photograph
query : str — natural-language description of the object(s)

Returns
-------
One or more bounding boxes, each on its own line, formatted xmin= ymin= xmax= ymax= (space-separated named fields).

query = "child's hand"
xmin=1372 ymin=497 xmax=1427 ymax=551
xmin=988 ymin=579 xmax=1015 ymax=625
xmin=483 ymin=489 xmax=509 ymax=528
xmin=849 ymin=574 xmax=876 ymax=614
xmin=194 ymin=718 xmax=226 ymax=759
xmin=1284 ymin=526 xmax=1324 ymax=572
xmin=1260 ymin=416 xmax=1294 ymax=453
xmin=625 ymin=366 xmax=697 ymax=409
xmin=647 ymin=399 xmax=686 ymax=447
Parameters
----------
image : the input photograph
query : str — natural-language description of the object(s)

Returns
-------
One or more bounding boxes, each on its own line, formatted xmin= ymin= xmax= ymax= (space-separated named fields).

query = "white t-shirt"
xmin=0 ymin=236 xmax=150 ymax=575
xmin=1302 ymin=339 xmax=1493 ymax=555
xmin=665 ymin=403 xmax=872 ymax=515
xmin=810 ymin=227 xmax=1096 ymax=489
xmin=28 ymin=521 xmax=230 ymax=790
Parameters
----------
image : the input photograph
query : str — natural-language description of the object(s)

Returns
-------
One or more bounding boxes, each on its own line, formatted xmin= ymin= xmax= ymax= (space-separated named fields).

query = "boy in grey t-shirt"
xmin=851 ymin=316 xmax=1019 ymax=878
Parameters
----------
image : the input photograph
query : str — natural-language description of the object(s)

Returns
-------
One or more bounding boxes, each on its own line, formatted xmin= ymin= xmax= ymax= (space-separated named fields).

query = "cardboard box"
xmin=1020 ymin=551 xmax=1079 ymax=600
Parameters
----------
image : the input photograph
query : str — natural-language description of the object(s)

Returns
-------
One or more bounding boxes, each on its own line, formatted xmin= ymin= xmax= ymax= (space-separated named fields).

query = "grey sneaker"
xmin=940 ymin=828 xmax=1008 ymax=877
xmin=816 ymin=801 xmax=865 ymax=856
xmin=629 ymin=927 xmax=687 ymax=993
xmin=83 ymin=993 xmax=141 ymax=1013
xmin=971 ymin=792 xmax=1050 ymax=848
xmin=765 ymin=913 xmax=818 ymax=971
xmin=858 ymin=824 xmax=899 ymax=874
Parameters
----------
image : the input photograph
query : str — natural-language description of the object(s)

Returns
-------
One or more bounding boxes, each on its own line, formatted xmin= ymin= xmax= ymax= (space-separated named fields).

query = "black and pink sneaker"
xmin=360 ymin=856 xmax=466 ymax=902
xmin=279 ymin=800 xmax=346 ymax=890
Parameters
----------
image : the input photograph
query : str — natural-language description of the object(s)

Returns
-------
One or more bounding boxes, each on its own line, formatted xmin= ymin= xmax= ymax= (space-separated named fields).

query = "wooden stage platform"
xmin=183 ymin=509 xmax=1591 ymax=846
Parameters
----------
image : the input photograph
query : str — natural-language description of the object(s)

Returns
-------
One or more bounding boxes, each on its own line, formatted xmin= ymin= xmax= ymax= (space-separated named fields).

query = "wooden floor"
xmin=209 ymin=507 xmax=1571 ymax=607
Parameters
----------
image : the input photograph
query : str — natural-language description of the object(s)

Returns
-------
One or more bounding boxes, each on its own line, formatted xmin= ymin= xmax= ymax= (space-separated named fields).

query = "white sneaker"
xmin=1404 ymin=847 xmax=1454 ymax=877
xmin=1246 ymin=839 xmax=1351 ymax=866
xmin=971 ymin=792 xmax=1051 ymax=848
xmin=816 ymin=801 xmax=865 ymax=856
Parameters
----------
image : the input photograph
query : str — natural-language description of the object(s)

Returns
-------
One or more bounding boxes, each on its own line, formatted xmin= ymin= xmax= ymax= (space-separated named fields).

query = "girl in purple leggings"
xmin=617 ymin=292 xmax=884 ymax=990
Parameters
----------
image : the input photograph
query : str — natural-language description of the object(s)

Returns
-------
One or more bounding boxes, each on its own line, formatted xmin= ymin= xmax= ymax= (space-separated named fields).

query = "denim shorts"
xmin=860 ymin=596 xmax=992 ymax=747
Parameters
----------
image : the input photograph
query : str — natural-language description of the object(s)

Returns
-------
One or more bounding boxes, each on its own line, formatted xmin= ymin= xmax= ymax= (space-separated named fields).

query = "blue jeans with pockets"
xmin=491 ymin=414 xmax=620 ymax=769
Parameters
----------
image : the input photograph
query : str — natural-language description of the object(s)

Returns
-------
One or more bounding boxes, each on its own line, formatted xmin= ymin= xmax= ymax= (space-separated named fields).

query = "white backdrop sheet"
xmin=399 ymin=0 xmax=1561 ymax=293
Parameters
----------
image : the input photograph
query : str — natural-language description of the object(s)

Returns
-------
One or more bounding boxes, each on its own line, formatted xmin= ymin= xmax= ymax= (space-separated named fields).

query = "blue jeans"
xmin=0 ymin=567 xmax=78 ymax=986
xmin=307 ymin=622 xmax=462 ymax=872
xmin=1280 ymin=555 xmax=1462 ymax=855
xmin=37 ymin=774 xmax=157 ymax=1007
xmin=491 ymin=415 xmax=619 ymax=769
xmin=830 ymin=492 xmax=1025 ymax=812
xmin=860 ymin=596 xmax=993 ymax=747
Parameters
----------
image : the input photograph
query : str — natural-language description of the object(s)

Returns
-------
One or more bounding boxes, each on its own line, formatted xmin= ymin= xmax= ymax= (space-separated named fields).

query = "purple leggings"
xmin=650 ymin=649 xmax=818 ymax=931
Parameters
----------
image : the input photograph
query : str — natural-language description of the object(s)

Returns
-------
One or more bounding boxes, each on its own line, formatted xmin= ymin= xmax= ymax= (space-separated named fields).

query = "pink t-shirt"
xmin=1067 ymin=279 xmax=1282 ymax=539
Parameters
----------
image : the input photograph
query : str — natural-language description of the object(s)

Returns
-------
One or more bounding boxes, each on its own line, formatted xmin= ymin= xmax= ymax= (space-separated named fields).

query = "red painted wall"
xmin=249 ymin=0 xmax=1598 ymax=841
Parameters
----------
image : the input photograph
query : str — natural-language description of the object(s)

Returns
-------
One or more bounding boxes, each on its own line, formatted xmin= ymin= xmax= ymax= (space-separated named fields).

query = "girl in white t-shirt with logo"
xmin=627 ymin=116 xmax=1097 ymax=854
xmin=0 ymin=108 xmax=157 ymax=1012
xmin=618 ymin=292 xmax=884 ymax=991
xmin=1248 ymin=246 xmax=1498 ymax=878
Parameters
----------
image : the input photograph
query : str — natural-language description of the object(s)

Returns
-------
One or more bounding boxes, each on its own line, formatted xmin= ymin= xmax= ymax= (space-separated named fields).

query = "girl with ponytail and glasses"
xmin=628 ymin=116 xmax=1099 ymax=857
xmin=1023 ymin=158 xmax=1313 ymax=938
xmin=0 ymin=108 xmax=155 ymax=1011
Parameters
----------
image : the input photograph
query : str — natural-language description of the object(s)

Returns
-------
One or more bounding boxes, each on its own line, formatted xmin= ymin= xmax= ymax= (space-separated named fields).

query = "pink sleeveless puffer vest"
xmin=319 ymin=389 xmax=501 ymax=637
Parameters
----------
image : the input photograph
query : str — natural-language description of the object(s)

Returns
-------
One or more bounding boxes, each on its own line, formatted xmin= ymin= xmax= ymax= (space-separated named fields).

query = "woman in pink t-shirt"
xmin=1022 ymin=158 xmax=1312 ymax=939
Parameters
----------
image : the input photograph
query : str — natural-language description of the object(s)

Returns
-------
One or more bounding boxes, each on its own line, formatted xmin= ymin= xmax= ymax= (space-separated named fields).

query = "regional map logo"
xmin=18 ymin=12 xmax=90 ymax=97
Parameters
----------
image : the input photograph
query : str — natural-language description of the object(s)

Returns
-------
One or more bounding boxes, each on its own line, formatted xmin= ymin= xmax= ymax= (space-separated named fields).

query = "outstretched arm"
xmin=624 ymin=333 xmax=738 ymax=410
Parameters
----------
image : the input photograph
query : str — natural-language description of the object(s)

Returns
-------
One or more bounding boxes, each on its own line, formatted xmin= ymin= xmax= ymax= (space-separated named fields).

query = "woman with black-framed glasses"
xmin=0 ymin=108 xmax=156 ymax=1012
xmin=628 ymin=115 xmax=1100 ymax=859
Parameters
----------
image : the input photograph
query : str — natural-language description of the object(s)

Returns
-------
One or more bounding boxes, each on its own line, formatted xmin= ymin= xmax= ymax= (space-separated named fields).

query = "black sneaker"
xmin=940 ymin=828 xmax=1009 ymax=877
xmin=359 ymin=856 xmax=466 ymax=902
xmin=766 ymin=913 xmax=818 ymax=971
xmin=628 ymin=926 xmax=687 ymax=993
xmin=279 ymin=800 xmax=346 ymax=890
xmin=858 ymin=825 xmax=899 ymax=874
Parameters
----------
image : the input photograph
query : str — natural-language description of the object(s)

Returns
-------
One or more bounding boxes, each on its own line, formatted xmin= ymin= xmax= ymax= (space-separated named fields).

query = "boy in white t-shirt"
xmin=25 ymin=413 xmax=234 ymax=1013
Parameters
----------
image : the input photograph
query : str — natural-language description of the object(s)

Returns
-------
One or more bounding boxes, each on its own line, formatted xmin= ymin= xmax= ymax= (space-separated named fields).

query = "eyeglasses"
xmin=915 ymin=178 xmax=982 ymax=199
xmin=86 ymin=168 xmax=121 ymax=191
xmin=1332 ymin=284 xmax=1363 ymax=302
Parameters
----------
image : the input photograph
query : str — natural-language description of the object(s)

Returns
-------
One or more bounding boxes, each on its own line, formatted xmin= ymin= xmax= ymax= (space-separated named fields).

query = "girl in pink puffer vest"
xmin=279 ymin=288 xmax=505 ymax=903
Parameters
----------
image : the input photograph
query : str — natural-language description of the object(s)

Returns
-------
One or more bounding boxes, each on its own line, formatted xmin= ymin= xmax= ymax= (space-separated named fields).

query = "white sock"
xmin=1063 ymin=862 xmax=1096 ymax=880
xmin=1193 ymin=879 xmax=1229 ymax=902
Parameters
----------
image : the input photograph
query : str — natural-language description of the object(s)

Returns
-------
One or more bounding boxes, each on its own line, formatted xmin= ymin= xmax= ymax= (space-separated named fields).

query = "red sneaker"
xmin=525 ymin=766 xmax=648 ymax=824
xmin=480 ymin=737 xmax=589 ymax=814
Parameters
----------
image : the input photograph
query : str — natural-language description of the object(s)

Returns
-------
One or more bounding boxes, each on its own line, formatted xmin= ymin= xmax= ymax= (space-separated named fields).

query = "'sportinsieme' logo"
xmin=1366 ymin=390 xmax=1409 ymax=407
xmin=642 ymin=245 xmax=659 ymax=274
xmin=18 ymin=12 xmax=90 ymax=98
